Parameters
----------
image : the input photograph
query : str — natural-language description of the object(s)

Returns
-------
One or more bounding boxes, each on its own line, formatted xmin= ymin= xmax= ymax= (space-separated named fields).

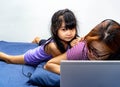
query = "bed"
xmin=0 ymin=41 xmax=60 ymax=87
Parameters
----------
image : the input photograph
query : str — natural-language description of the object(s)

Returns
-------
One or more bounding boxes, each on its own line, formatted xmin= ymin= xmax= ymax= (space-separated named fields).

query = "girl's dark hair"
xmin=85 ymin=19 xmax=120 ymax=60
xmin=50 ymin=9 xmax=78 ymax=53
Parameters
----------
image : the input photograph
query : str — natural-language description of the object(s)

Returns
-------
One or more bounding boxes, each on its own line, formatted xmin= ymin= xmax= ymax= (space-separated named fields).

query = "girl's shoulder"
xmin=41 ymin=38 xmax=55 ymax=51
xmin=45 ymin=39 xmax=61 ymax=56
xmin=42 ymin=38 xmax=54 ymax=46
xmin=47 ymin=41 xmax=58 ymax=51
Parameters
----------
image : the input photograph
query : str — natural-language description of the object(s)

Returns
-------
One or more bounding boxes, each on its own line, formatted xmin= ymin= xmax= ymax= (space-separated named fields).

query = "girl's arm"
xmin=44 ymin=52 xmax=67 ymax=75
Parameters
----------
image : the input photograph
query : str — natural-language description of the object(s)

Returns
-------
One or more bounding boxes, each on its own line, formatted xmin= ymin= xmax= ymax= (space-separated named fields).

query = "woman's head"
xmin=51 ymin=9 xmax=78 ymax=53
xmin=85 ymin=19 xmax=120 ymax=60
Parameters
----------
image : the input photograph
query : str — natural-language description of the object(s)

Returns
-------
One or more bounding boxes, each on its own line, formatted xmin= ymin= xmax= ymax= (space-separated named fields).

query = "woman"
xmin=44 ymin=19 xmax=120 ymax=74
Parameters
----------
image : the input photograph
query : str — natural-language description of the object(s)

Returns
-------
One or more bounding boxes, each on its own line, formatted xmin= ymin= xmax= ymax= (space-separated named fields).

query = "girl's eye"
xmin=62 ymin=28 xmax=66 ymax=31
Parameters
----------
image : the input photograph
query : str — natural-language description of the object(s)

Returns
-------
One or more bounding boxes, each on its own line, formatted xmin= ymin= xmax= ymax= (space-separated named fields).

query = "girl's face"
xmin=57 ymin=22 xmax=76 ymax=42
xmin=87 ymin=41 xmax=112 ymax=60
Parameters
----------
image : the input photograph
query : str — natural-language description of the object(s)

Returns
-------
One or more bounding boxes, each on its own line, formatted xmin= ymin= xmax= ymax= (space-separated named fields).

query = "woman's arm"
xmin=44 ymin=41 xmax=86 ymax=74
xmin=44 ymin=52 xmax=67 ymax=75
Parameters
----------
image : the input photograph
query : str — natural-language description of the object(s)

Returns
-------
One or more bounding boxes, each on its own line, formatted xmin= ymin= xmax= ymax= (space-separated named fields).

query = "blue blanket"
xmin=0 ymin=41 xmax=38 ymax=87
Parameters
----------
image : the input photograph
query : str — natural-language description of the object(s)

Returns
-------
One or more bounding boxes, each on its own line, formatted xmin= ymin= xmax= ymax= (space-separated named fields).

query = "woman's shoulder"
xmin=73 ymin=40 xmax=86 ymax=48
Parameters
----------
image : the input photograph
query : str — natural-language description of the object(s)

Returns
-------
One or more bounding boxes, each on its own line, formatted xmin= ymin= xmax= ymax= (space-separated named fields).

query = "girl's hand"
xmin=70 ymin=37 xmax=84 ymax=47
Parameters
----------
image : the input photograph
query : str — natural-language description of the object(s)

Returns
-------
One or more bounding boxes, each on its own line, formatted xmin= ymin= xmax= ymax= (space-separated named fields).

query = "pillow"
xmin=28 ymin=62 xmax=60 ymax=87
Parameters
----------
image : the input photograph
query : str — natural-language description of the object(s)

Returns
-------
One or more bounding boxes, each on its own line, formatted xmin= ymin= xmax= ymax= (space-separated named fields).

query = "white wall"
xmin=0 ymin=0 xmax=120 ymax=42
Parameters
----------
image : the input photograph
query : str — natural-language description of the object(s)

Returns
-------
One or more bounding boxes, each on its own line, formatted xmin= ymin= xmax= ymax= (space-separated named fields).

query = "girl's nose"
xmin=67 ymin=30 xmax=72 ymax=35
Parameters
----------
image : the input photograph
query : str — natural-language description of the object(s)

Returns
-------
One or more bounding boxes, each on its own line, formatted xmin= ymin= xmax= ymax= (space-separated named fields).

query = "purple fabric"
xmin=67 ymin=41 xmax=89 ymax=60
xmin=24 ymin=40 xmax=52 ymax=66
xmin=24 ymin=39 xmax=70 ymax=66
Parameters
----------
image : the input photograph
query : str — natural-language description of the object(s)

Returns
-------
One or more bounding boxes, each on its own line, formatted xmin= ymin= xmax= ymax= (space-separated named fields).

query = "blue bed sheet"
xmin=0 ymin=41 xmax=38 ymax=87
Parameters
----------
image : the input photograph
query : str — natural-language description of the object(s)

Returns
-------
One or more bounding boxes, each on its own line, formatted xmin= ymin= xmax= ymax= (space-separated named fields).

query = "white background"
xmin=0 ymin=0 xmax=120 ymax=42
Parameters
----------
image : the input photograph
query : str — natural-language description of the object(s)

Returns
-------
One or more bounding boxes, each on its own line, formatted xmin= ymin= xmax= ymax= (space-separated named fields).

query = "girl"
xmin=0 ymin=9 xmax=79 ymax=66
xmin=44 ymin=19 xmax=120 ymax=74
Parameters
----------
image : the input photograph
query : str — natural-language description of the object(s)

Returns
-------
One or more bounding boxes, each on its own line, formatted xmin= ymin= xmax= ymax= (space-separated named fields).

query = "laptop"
xmin=60 ymin=60 xmax=120 ymax=87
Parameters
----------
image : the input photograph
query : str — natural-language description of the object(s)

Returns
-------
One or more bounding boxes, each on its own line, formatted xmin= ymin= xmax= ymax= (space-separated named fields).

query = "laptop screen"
xmin=60 ymin=60 xmax=120 ymax=87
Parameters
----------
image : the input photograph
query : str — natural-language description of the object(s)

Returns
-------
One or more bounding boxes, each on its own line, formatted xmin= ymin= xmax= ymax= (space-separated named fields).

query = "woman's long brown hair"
xmin=84 ymin=19 xmax=120 ymax=59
